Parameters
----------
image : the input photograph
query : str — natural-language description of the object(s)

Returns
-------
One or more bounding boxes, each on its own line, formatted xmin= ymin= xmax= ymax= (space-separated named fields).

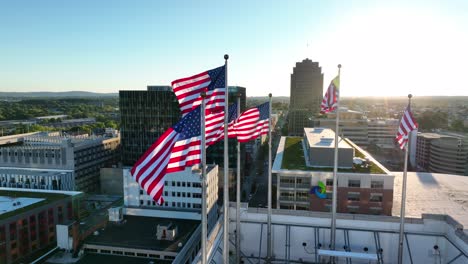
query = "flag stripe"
xmin=396 ymin=104 xmax=418 ymax=149
xmin=321 ymin=76 xmax=339 ymax=114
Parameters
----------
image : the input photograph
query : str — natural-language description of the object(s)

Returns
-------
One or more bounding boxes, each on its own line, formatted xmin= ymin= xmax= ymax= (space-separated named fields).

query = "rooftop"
xmin=75 ymin=253 xmax=172 ymax=264
xmin=392 ymin=171 xmax=468 ymax=232
xmin=0 ymin=188 xmax=79 ymax=220
xmin=304 ymin=127 xmax=353 ymax=149
xmin=275 ymin=136 xmax=387 ymax=174
xmin=84 ymin=215 xmax=199 ymax=252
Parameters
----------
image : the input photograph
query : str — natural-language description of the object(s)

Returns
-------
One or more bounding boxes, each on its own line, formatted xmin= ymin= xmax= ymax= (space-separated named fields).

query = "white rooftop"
xmin=304 ymin=127 xmax=352 ymax=149
xmin=0 ymin=196 xmax=44 ymax=215
xmin=392 ymin=171 xmax=468 ymax=232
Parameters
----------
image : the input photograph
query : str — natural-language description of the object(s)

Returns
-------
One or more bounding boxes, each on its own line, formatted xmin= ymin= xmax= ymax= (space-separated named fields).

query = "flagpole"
xmin=398 ymin=94 xmax=412 ymax=264
xmin=267 ymin=93 xmax=273 ymax=263
xmin=330 ymin=64 xmax=341 ymax=254
xmin=200 ymin=91 xmax=208 ymax=264
xmin=236 ymin=94 xmax=241 ymax=264
xmin=223 ymin=54 xmax=230 ymax=264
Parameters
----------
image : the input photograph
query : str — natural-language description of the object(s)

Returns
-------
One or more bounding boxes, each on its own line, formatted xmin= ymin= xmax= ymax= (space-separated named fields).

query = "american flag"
xmin=131 ymin=104 xmax=237 ymax=204
xmin=396 ymin=104 xmax=418 ymax=149
xmin=228 ymin=102 xmax=270 ymax=143
xmin=171 ymin=65 xmax=226 ymax=116
xmin=320 ymin=76 xmax=340 ymax=114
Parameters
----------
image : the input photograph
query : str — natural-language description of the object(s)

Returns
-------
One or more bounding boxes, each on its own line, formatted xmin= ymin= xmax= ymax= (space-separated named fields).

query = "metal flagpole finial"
xmin=224 ymin=54 xmax=229 ymax=60
xmin=268 ymin=93 xmax=272 ymax=98
xmin=408 ymin=94 xmax=413 ymax=99
xmin=201 ymin=91 xmax=207 ymax=98
xmin=338 ymin=64 xmax=342 ymax=69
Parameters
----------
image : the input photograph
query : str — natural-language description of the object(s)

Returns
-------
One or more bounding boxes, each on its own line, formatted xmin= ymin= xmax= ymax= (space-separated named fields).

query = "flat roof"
xmin=392 ymin=171 xmax=468 ymax=231
xmin=274 ymin=136 xmax=388 ymax=174
xmin=84 ymin=215 xmax=199 ymax=252
xmin=304 ymin=127 xmax=352 ymax=149
xmin=73 ymin=254 xmax=172 ymax=264
xmin=0 ymin=188 xmax=77 ymax=220
xmin=0 ymin=196 xmax=44 ymax=215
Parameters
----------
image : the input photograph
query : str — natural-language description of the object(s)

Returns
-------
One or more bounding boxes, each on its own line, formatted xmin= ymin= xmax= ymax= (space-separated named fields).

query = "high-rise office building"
xmin=416 ymin=132 xmax=468 ymax=176
xmin=288 ymin=59 xmax=324 ymax=136
xmin=119 ymin=86 xmax=181 ymax=166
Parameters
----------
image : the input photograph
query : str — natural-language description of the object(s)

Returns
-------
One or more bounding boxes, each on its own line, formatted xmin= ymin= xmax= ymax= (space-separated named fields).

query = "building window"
xmin=140 ymin=190 xmax=143 ymax=195
xmin=172 ymin=202 xmax=176 ymax=207
xmin=187 ymin=203 xmax=191 ymax=208
xmin=347 ymin=192 xmax=360 ymax=201
xmin=172 ymin=192 xmax=176 ymax=196
xmin=177 ymin=182 xmax=181 ymax=187
xmin=348 ymin=180 xmax=361 ymax=188
xmin=371 ymin=180 xmax=384 ymax=189
xmin=370 ymin=193 xmax=383 ymax=202
xmin=193 ymin=203 xmax=201 ymax=209
xmin=164 ymin=202 xmax=168 ymax=206
xmin=187 ymin=182 xmax=191 ymax=187
xmin=177 ymin=202 xmax=181 ymax=207
xmin=187 ymin=193 xmax=191 ymax=198
xmin=347 ymin=205 xmax=359 ymax=214
xmin=182 ymin=192 xmax=186 ymax=197
xmin=326 ymin=179 xmax=333 ymax=186
xmin=177 ymin=192 xmax=181 ymax=197
xmin=165 ymin=181 xmax=168 ymax=186
xmin=172 ymin=181 xmax=175 ymax=186
xmin=182 ymin=182 xmax=186 ymax=187
xmin=369 ymin=207 xmax=382 ymax=215
xmin=164 ymin=191 xmax=168 ymax=196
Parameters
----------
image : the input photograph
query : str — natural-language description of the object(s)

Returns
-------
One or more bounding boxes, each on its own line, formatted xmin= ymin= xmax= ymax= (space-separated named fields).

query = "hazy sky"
xmin=1 ymin=0 xmax=467 ymax=96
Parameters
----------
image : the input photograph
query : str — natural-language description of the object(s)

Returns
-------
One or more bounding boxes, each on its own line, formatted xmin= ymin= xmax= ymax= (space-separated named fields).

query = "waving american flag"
xmin=131 ymin=103 xmax=237 ymax=204
xmin=320 ymin=76 xmax=339 ymax=114
xmin=171 ymin=65 xmax=226 ymax=116
xmin=228 ymin=102 xmax=270 ymax=143
xmin=396 ymin=104 xmax=418 ymax=149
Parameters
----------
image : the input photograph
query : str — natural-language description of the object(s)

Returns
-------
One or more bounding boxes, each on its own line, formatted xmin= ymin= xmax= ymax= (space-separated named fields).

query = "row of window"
xmin=163 ymin=181 xmax=202 ymax=188
xmin=140 ymin=190 xmax=201 ymax=198
xmin=140 ymin=199 xmax=201 ymax=209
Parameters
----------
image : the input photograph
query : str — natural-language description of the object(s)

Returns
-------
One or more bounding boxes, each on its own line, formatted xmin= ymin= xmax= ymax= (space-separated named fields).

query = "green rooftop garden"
xmin=281 ymin=137 xmax=386 ymax=174
xmin=0 ymin=190 xmax=70 ymax=220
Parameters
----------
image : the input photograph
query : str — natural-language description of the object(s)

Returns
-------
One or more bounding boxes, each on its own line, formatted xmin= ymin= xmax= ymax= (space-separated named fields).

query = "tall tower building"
xmin=288 ymin=59 xmax=324 ymax=136
xmin=119 ymin=86 xmax=181 ymax=166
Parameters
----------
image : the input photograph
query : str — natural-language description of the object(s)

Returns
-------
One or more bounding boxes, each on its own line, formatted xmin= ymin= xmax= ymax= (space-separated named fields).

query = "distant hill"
xmin=0 ymin=91 xmax=118 ymax=98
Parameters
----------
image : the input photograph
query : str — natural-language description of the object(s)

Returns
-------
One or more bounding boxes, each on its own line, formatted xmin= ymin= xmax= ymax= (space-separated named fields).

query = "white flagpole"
xmin=200 ymin=91 xmax=208 ymax=264
xmin=236 ymin=94 xmax=241 ymax=264
xmin=223 ymin=54 xmax=230 ymax=264
xmin=330 ymin=64 xmax=341 ymax=253
xmin=267 ymin=93 xmax=273 ymax=263
xmin=398 ymin=94 xmax=412 ymax=264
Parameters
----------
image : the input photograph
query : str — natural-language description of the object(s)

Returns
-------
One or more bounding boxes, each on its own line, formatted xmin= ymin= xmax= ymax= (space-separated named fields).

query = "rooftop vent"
xmin=156 ymin=222 xmax=178 ymax=241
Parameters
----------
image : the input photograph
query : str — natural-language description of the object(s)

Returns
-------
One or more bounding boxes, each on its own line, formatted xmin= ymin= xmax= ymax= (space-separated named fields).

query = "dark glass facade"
xmin=288 ymin=59 xmax=324 ymax=136
xmin=119 ymin=86 xmax=181 ymax=166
